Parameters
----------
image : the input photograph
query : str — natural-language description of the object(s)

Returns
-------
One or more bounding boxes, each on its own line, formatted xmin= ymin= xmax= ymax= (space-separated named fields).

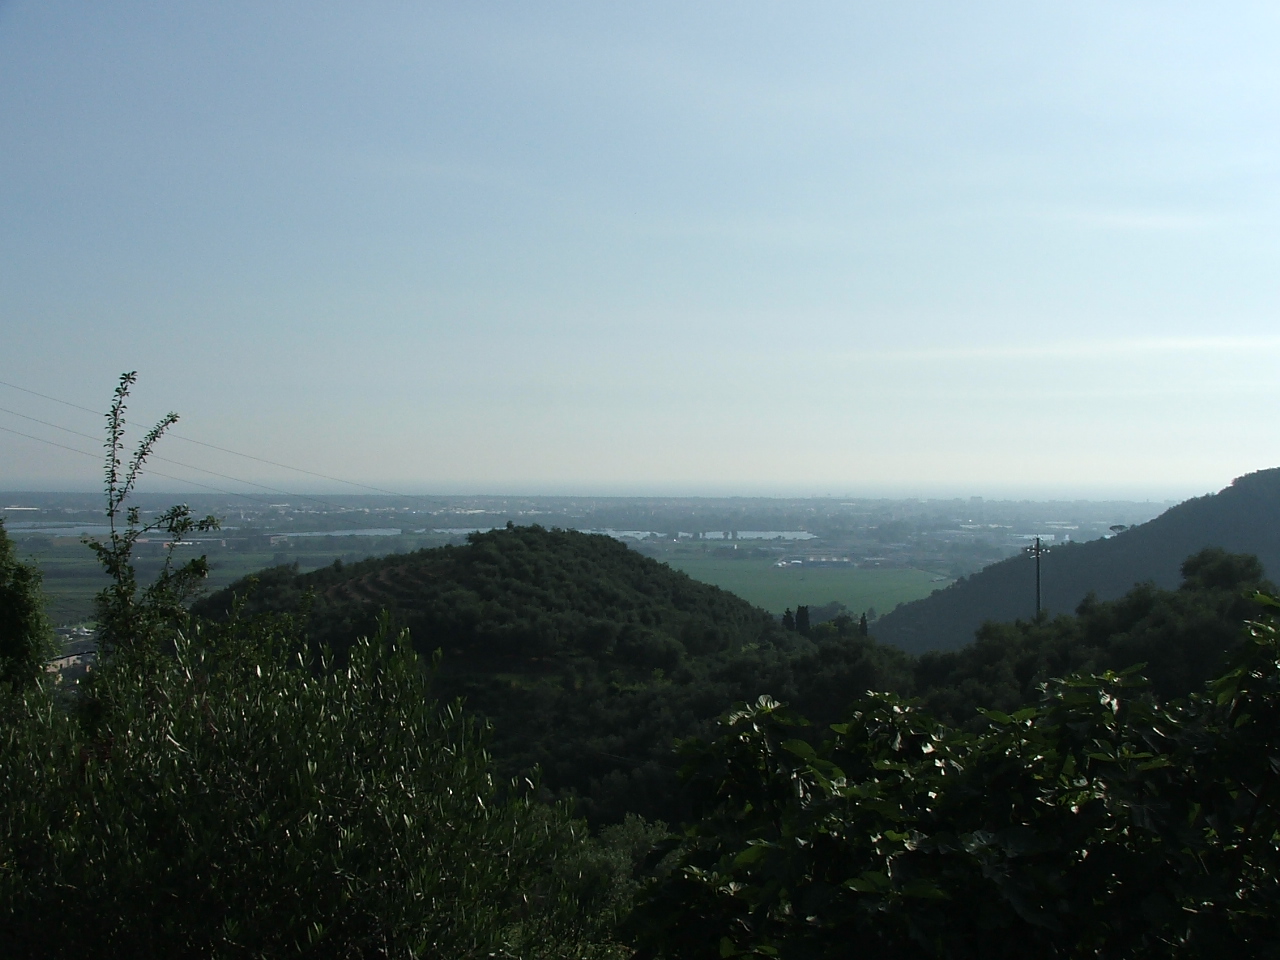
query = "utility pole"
xmin=1034 ymin=536 xmax=1042 ymax=618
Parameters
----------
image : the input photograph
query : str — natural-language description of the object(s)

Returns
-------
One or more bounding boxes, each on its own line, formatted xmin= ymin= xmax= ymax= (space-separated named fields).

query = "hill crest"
xmin=873 ymin=467 xmax=1280 ymax=653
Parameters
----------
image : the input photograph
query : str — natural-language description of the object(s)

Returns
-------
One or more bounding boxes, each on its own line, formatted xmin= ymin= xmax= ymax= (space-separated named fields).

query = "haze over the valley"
xmin=3 ymin=3 xmax=1280 ymax=499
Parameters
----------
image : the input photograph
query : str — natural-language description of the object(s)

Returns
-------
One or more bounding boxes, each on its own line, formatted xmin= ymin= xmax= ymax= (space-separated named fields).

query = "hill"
xmin=872 ymin=467 xmax=1280 ymax=653
xmin=192 ymin=521 xmax=1270 ymax=827
xmin=193 ymin=524 xmax=912 ymax=822
xmin=910 ymin=548 xmax=1272 ymax=724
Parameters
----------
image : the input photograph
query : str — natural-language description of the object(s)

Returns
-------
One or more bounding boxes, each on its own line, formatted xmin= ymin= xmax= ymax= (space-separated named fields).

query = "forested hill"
xmin=874 ymin=466 xmax=1280 ymax=653
xmin=194 ymin=525 xmax=911 ymax=823
xmin=192 ymin=525 xmax=1266 ymax=825
xmin=195 ymin=523 xmax=784 ymax=669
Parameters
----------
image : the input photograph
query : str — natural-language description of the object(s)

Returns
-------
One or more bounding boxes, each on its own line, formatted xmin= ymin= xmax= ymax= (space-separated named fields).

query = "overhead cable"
xmin=0 ymin=423 xmax=421 ymax=534
xmin=0 ymin=377 xmax=430 ymax=499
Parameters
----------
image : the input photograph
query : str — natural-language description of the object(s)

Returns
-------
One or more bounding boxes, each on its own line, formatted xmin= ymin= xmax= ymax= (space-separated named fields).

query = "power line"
xmin=175 ymin=435 xmax=415 ymax=498
xmin=0 ymin=377 xmax=430 ymax=499
xmin=0 ymin=424 xmax=102 ymax=463
xmin=0 ymin=417 xmax=432 ymax=542
xmin=0 ymin=404 xmax=383 ymax=516
xmin=0 ymin=376 xmax=473 ymax=539
xmin=0 ymin=380 xmax=99 ymax=416
xmin=0 ymin=423 xmax=253 ymax=496
xmin=0 ymin=423 xmax=422 ymax=535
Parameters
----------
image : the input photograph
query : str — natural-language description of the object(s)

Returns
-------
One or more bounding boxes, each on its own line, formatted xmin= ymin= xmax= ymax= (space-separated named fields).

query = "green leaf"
xmin=900 ymin=879 xmax=949 ymax=900
xmin=781 ymin=738 xmax=817 ymax=761
xmin=733 ymin=845 xmax=767 ymax=866
xmin=843 ymin=871 xmax=891 ymax=893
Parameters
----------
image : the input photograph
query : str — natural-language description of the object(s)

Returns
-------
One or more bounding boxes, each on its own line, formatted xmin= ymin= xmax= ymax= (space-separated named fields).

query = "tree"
xmin=629 ymin=607 xmax=1280 ymax=958
xmin=782 ymin=608 xmax=795 ymax=631
xmin=795 ymin=604 xmax=810 ymax=637
xmin=0 ymin=374 xmax=631 ymax=958
xmin=2 ymin=614 xmax=628 ymax=958
xmin=0 ymin=519 xmax=52 ymax=685
xmin=84 ymin=372 xmax=218 ymax=661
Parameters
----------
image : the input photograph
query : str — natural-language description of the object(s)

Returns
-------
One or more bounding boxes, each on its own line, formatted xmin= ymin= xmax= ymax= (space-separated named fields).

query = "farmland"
xmin=6 ymin=488 xmax=1158 ymax=628
xmin=27 ymin=536 xmax=951 ymax=627
xmin=663 ymin=556 xmax=951 ymax=617
xmin=20 ymin=536 xmax=414 ymax=626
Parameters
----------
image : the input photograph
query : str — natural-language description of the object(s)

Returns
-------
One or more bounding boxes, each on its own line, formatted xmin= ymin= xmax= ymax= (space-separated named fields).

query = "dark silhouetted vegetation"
xmin=194 ymin=524 xmax=1267 ymax=828
xmin=630 ymin=609 xmax=1280 ymax=958
xmin=0 ymin=519 xmax=52 ymax=685
xmin=195 ymin=524 xmax=893 ymax=823
xmin=912 ymin=548 xmax=1272 ymax=726
xmin=1 ymin=376 xmax=642 ymax=958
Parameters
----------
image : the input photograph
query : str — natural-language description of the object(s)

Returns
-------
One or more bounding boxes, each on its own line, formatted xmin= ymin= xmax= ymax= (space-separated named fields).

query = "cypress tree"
xmin=0 ymin=520 xmax=52 ymax=685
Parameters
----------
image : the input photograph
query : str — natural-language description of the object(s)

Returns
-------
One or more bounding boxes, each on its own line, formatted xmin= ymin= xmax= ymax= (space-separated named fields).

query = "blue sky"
xmin=2 ymin=2 xmax=1279 ymax=498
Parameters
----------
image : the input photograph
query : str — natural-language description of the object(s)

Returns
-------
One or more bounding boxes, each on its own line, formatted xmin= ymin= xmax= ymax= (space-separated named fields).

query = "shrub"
xmin=1 ymin=374 xmax=628 ymax=958
xmin=630 ymin=601 xmax=1280 ymax=958
xmin=1 ymin=612 xmax=622 ymax=958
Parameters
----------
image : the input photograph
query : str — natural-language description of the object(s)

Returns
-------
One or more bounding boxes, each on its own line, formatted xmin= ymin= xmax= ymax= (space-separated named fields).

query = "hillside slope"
xmin=197 ymin=523 xmax=786 ymax=667
xmin=874 ymin=467 xmax=1280 ymax=653
xmin=194 ymin=525 xmax=912 ymax=822
xmin=192 ymin=526 xmax=1268 ymax=823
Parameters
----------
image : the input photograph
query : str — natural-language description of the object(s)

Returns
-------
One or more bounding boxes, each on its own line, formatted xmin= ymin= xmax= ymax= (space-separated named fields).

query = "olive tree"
xmin=1 ymin=374 xmax=628 ymax=959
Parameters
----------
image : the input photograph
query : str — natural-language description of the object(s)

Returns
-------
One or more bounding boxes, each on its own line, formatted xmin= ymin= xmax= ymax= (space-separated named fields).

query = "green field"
xmin=21 ymin=537 xmax=420 ymax=627
xmin=664 ymin=557 xmax=951 ymax=616
xmin=24 ymin=535 xmax=951 ymax=628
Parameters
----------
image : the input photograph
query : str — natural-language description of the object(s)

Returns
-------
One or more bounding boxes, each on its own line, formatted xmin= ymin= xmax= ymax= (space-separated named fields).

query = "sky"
xmin=2 ymin=1 xmax=1279 ymax=500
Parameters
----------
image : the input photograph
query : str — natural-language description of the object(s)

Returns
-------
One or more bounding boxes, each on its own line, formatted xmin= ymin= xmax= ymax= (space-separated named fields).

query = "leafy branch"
xmin=86 ymin=372 xmax=219 ymax=658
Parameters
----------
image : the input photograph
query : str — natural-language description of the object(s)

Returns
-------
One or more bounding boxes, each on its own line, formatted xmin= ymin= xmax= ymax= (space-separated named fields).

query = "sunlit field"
xmin=664 ymin=556 xmax=951 ymax=616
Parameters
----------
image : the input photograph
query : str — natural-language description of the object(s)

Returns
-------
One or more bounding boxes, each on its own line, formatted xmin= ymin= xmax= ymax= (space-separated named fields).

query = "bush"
xmin=629 ymin=599 xmax=1280 ymax=958
xmin=1 ymin=373 xmax=636 ymax=957
xmin=1 ymin=612 xmax=623 ymax=958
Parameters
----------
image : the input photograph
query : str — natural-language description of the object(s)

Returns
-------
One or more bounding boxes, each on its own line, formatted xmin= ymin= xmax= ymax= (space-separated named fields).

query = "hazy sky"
xmin=3 ymin=2 xmax=1279 ymax=499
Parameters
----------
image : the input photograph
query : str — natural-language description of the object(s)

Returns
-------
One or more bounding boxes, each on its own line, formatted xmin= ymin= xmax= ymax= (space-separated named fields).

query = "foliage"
xmin=21 ymin=373 xmax=1280 ymax=956
xmin=794 ymin=605 xmax=810 ymax=637
xmin=875 ymin=467 xmax=1280 ymax=654
xmin=193 ymin=539 xmax=1266 ymax=828
xmin=194 ymin=526 xmax=839 ymax=823
xmin=196 ymin=524 xmax=786 ymax=671
xmin=1 ymin=374 xmax=632 ymax=958
xmin=86 ymin=371 xmax=218 ymax=660
xmin=1 ymin=611 xmax=627 ymax=958
xmin=629 ymin=603 xmax=1280 ymax=957
xmin=0 ymin=519 xmax=52 ymax=685
xmin=913 ymin=548 xmax=1271 ymax=725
